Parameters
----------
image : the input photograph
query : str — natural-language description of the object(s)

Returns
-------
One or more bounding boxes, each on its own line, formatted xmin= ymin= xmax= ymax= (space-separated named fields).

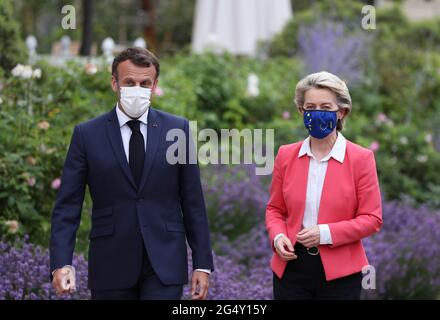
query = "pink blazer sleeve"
xmin=266 ymin=146 xmax=288 ymax=251
xmin=328 ymin=150 xmax=383 ymax=247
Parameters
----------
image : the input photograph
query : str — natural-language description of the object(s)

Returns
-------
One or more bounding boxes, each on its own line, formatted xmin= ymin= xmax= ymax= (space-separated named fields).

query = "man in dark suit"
xmin=50 ymin=47 xmax=214 ymax=300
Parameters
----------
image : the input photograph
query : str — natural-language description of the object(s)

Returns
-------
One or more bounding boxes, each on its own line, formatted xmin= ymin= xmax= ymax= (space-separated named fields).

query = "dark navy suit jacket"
xmin=50 ymin=106 xmax=214 ymax=290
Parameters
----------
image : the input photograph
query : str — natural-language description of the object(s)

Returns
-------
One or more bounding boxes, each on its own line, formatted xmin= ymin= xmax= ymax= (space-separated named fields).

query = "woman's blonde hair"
xmin=294 ymin=71 xmax=352 ymax=131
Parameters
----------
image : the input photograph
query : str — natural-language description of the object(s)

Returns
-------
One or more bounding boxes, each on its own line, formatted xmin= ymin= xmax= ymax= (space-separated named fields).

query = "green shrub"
xmin=1 ymin=49 xmax=440 ymax=250
xmin=0 ymin=0 xmax=27 ymax=72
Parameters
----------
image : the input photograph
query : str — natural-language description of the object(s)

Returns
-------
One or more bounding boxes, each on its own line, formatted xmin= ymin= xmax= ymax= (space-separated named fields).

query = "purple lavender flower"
xmin=2 ymin=197 xmax=439 ymax=299
xmin=363 ymin=201 xmax=440 ymax=299
xmin=297 ymin=21 xmax=371 ymax=86
xmin=0 ymin=236 xmax=90 ymax=300
xmin=202 ymin=164 xmax=269 ymax=241
xmin=183 ymin=243 xmax=272 ymax=300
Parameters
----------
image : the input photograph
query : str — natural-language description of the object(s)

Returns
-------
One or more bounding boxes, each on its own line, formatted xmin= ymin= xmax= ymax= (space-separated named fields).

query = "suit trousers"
xmin=91 ymin=243 xmax=184 ymax=300
xmin=273 ymin=243 xmax=362 ymax=300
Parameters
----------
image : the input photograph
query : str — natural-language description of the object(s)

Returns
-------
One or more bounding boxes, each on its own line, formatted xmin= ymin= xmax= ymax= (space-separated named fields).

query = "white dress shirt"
xmin=54 ymin=106 xmax=210 ymax=277
xmin=274 ymin=133 xmax=347 ymax=247
xmin=116 ymin=104 xmax=148 ymax=160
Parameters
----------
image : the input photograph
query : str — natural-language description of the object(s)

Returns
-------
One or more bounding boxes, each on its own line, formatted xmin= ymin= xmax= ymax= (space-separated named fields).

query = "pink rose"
xmin=369 ymin=141 xmax=380 ymax=152
xmin=27 ymin=176 xmax=36 ymax=187
xmin=5 ymin=220 xmax=19 ymax=234
xmin=375 ymin=112 xmax=393 ymax=126
xmin=154 ymin=86 xmax=164 ymax=97
xmin=51 ymin=177 xmax=61 ymax=190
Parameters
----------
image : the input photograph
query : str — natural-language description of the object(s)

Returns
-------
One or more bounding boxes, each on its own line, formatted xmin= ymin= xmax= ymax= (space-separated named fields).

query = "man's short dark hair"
xmin=112 ymin=47 xmax=160 ymax=80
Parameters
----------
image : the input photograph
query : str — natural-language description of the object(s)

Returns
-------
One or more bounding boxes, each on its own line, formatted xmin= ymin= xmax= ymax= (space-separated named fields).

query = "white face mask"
xmin=119 ymin=86 xmax=151 ymax=118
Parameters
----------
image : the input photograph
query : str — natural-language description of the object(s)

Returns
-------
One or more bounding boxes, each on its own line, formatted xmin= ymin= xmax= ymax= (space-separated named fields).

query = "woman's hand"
xmin=296 ymin=226 xmax=320 ymax=248
xmin=275 ymin=235 xmax=297 ymax=261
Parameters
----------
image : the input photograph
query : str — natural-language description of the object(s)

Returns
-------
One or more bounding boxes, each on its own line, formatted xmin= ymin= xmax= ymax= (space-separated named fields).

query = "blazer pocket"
xmin=92 ymin=207 xmax=113 ymax=221
xmin=89 ymin=225 xmax=114 ymax=239
xmin=166 ymin=221 xmax=185 ymax=233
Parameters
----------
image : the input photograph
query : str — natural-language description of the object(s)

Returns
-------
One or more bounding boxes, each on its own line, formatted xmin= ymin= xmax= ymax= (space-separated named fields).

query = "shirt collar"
xmin=115 ymin=103 xmax=149 ymax=128
xmin=298 ymin=132 xmax=347 ymax=163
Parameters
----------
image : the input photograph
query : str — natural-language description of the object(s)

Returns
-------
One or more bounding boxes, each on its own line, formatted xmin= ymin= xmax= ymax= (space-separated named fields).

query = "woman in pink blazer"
xmin=266 ymin=71 xmax=382 ymax=299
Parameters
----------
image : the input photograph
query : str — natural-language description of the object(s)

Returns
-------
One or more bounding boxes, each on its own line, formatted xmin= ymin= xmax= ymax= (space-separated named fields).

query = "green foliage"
xmin=1 ymin=24 xmax=440 ymax=249
xmin=0 ymin=0 xmax=27 ymax=72
xmin=156 ymin=53 xmax=302 ymax=130
xmin=344 ymin=114 xmax=440 ymax=206
xmin=0 ymin=60 xmax=112 ymax=248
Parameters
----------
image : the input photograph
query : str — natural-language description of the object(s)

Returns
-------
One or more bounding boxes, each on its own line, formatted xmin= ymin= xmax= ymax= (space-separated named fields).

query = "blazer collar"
xmin=299 ymin=132 xmax=347 ymax=163
xmin=115 ymin=103 xmax=149 ymax=127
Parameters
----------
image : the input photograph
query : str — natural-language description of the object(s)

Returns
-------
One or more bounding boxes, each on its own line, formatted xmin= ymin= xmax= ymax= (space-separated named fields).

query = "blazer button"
xmin=137 ymin=198 xmax=144 ymax=203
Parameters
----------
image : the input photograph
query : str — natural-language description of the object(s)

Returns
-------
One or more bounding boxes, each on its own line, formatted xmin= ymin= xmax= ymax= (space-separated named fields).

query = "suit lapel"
xmin=106 ymin=107 xmax=137 ymax=190
xmin=138 ymin=107 xmax=162 ymax=193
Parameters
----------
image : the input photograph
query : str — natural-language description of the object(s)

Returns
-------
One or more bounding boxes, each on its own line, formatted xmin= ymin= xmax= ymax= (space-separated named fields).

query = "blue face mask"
xmin=303 ymin=110 xmax=337 ymax=139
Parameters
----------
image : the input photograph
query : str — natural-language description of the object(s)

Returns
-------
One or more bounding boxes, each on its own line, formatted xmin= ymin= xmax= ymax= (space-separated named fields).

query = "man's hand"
xmin=52 ymin=266 xmax=76 ymax=296
xmin=190 ymin=270 xmax=209 ymax=300
xmin=275 ymin=235 xmax=297 ymax=261
xmin=296 ymin=226 xmax=320 ymax=248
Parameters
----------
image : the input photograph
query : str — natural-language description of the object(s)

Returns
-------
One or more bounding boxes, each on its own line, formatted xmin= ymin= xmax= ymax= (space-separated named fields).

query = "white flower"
xmin=21 ymin=65 xmax=33 ymax=79
xmin=32 ymin=68 xmax=42 ymax=79
xmin=246 ymin=73 xmax=260 ymax=97
xmin=4 ymin=220 xmax=19 ymax=234
xmin=37 ymin=120 xmax=50 ymax=130
xmin=39 ymin=143 xmax=47 ymax=153
xmin=425 ymin=134 xmax=432 ymax=143
xmin=11 ymin=64 xmax=34 ymax=79
xmin=416 ymin=155 xmax=428 ymax=163
xmin=11 ymin=64 xmax=25 ymax=77
xmin=400 ymin=136 xmax=408 ymax=145
xmin=0 ymin=97 xmax=3 ymax=105
xmin=85 ymin=63 xmax=98 ymax=75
